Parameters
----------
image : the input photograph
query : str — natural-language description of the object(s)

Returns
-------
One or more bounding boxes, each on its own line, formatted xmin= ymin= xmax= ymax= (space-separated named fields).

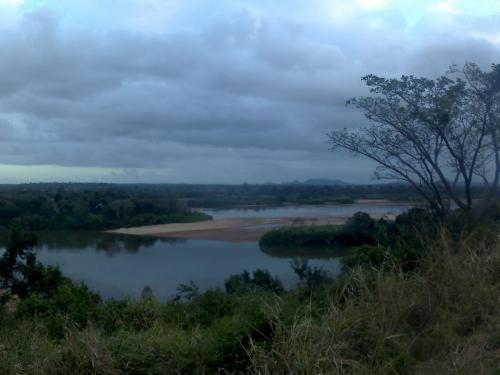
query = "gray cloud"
xmin=0 ymin=3 xmax=499 ymax=183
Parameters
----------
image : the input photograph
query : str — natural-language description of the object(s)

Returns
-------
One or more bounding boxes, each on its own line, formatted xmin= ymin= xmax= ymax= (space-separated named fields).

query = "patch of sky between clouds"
xmin=0 ymin=164 xmax=179 ymax=184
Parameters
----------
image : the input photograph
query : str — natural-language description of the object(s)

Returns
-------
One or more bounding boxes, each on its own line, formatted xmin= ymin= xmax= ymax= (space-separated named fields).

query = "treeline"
xmin=1 ymin=181 xmax=421 ymax=209
xmin=0 ymin=184 xmax=210 ymax=231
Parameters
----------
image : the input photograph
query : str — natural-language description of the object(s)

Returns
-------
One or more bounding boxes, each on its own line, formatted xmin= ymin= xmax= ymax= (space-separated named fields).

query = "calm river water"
xmin=4 ymin=203 xmax=412 ymax=300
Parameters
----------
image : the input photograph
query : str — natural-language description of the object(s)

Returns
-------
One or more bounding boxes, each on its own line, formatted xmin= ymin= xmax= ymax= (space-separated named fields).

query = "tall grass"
xmin=249 ymin=231 xmax=500 ymax=374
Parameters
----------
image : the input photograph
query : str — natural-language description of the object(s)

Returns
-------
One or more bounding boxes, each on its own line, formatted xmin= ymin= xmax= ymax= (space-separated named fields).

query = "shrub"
xmin=344 ymin=212 xmax=377 ymax=244
xmin=342 ymin=244 xmax=389 ymax=270
xmin=16 ymin=282 xmax=101 ymax=337
xmin=260 ymin=225 xmax=346 ymax=247
xmin=175 ymin=289 xmax=237 ymax=328
xmin=290 ymin=259 xmax=332 ymax=293
xmin=225 ymin=269 xmax=284 ymax=295
xmin=107 ymin=298 xmax=161 ymax=332
xmin=174 ymin=280 xmax=200 ymax=301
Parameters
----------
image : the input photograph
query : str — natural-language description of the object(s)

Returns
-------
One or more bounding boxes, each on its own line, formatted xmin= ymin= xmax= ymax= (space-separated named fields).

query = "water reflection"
xmin=260 ymin=243 xmax=350 ymax=259
xmin=35 ymin=232 xmax=186 ymax=257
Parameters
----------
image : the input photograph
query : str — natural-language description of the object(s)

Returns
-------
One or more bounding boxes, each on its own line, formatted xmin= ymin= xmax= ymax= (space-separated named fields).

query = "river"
xmin=3 ymin=203 xmax=412 ymax=300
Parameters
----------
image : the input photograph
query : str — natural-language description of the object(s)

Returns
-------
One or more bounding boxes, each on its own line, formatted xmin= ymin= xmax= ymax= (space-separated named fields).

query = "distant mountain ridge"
xmin=286 ymin=178 xmax=351 ymax=186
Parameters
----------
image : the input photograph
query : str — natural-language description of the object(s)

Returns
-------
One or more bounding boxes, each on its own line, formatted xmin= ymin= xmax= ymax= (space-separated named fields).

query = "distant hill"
xmin=286 ymin=178 xmax=351 ymax=186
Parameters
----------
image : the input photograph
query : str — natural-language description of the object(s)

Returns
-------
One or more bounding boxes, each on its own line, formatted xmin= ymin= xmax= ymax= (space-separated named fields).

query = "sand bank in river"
xmin=108 ymin=212 xmax=397 ymax=242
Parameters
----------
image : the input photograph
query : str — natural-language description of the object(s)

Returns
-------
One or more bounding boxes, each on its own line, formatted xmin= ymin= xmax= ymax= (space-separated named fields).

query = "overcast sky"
xmin=0 ymin=0 xmax=499 ymax=184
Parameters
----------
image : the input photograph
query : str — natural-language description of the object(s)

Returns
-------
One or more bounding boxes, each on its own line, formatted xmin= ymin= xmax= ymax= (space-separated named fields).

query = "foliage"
xmin=249 ymin=234 xmax=500 ymax=374
xmin=290 ymin=259 xmax=332 ymax=292
xmin=259 ymin=211 xmax=382 ymax=248
xmin=260 ymin=208 xmax=474 ymax=272
xmin=0 ymin=182 xmax=422 ymax=219
xmin=342 ymin=244 xmax=390 ymax=270
xmin=260 ymin=224 xmax=343 ymax=247
xmin=0 ymin=227 xmax=67 ymax=298
xmin=225 ymin=269 xmax=284 ymax=295
xmin=0 ymin=184 xmax=211 ymax=231
xmin=174 ymin=280 xmax=200 ymax=301
xmin=329 ymin=63 xmax=500 ymax=217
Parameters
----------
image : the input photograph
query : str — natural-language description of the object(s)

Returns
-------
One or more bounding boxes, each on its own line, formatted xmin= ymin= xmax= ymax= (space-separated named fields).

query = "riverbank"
xmin=107 ymin=217 xmax=348 ymax=242
xmin=108 ymin=212 xmax=398 ymax=242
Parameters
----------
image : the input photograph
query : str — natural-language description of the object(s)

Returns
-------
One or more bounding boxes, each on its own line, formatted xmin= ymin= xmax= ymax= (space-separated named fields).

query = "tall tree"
xmin=328 ymin=63 xmax=500 ymax=217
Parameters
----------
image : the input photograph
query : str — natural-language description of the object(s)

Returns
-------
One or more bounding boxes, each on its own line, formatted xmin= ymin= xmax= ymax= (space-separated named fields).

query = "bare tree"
xmin=328 ymin=63 xmax=500 ymax=217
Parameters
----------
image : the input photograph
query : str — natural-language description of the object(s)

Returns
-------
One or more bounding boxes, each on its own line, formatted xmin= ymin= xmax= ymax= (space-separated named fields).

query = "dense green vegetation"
xmin=260 ymin=207 xmax=498 ymax=273
xmin=1 ymin=181 xmax=492 ymax=217
xmin=260 ymin=212 xmax=383 ymax=248
xmin=1 ymin=209 xmax=499 ymax=373
xmin=0 ymin=184 xmax=211 ymax=231
xmin=260 ymin=209 xmax=434 ymax=263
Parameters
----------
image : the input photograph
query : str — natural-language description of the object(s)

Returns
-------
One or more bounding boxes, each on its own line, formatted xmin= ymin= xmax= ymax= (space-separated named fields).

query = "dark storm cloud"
xmin=0 ymin=2 xmax=499 ymax=182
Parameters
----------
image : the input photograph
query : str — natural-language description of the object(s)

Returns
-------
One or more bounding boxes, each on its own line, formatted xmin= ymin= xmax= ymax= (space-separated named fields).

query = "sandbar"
xmin=107 ymin=213 xmax=396 ymax=242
